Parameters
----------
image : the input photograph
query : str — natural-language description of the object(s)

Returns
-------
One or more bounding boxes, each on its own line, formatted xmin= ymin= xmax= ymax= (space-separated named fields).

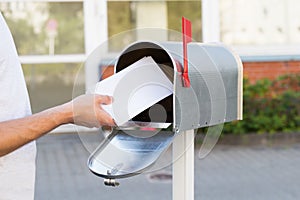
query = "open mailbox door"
xmin=88 ymin=41 xmax=243 ymax=185
xmin=88 ymin=129 xmax=174 ymax=179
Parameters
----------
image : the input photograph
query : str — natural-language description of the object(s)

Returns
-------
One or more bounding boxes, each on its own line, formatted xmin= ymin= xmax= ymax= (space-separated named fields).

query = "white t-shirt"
xmin=0 ymin=12 xmax=36 ymax=200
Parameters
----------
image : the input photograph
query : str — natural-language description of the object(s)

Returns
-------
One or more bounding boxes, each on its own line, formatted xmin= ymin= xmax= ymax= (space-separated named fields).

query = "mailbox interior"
xmin=115 ymin=41 xmax=176 ymax=126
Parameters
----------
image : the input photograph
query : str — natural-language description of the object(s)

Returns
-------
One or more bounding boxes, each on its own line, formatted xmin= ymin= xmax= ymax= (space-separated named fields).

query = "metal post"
xmin=173 ymin=129 xmax=195 ymax=200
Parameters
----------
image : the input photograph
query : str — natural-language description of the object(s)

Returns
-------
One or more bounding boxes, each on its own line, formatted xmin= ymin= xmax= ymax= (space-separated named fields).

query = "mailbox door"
xmin=88 ymin=129 xmax=175 ymax=179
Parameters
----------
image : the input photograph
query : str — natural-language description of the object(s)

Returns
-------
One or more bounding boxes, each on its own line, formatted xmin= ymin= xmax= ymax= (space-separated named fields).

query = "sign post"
xmin=46 ymin=19 xmax=58 ymax=55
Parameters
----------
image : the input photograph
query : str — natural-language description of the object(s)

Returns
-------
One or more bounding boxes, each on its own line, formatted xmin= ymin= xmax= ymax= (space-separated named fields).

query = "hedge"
xmin=222 ymin=74 xmax=300 ymax=134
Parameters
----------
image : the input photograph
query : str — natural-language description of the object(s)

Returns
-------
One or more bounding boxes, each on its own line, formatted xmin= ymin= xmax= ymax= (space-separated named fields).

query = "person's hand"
xmin=69 ymin=94 xmax=115 ymax=128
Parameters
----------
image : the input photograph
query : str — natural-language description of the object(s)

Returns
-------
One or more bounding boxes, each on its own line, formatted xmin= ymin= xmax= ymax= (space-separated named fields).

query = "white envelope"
xmin=94 ymin=56 xmax=173 ymax=125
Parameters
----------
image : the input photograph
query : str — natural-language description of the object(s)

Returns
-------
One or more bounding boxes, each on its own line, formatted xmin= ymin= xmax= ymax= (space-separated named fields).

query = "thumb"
xmin=95 ymin=95 xmax=113 ymax=105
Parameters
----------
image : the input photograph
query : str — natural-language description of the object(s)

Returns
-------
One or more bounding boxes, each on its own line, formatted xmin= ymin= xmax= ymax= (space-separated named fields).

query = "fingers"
xmin=72 ymin=94 xmax=116 ymax=127
xmin=93 ymin=95 xmax=115 ymax=126
xmin=97 ymin=111 xmax=116 ymax=127
xmin=102 ymin=117 xmax=116 ymax=126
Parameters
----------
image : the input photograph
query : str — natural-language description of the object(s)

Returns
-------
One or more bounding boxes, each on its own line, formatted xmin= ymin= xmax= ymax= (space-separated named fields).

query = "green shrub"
xmin=222 ymin=74 xmax=300 ymax=134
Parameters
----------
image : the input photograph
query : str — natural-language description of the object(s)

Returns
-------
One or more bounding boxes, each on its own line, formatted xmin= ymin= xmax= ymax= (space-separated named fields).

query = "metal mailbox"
xmin=88 ymin=41 xmax=243 ymax=185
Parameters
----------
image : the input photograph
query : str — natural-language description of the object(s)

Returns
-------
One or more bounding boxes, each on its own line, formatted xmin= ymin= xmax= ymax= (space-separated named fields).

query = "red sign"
xmin=46 ymin=19 xmax=58 ymax=32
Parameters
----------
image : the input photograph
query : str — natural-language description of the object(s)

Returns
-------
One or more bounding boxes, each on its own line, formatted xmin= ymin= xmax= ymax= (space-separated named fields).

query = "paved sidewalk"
xmin=35 ymin=133 xmax=300 ymax=200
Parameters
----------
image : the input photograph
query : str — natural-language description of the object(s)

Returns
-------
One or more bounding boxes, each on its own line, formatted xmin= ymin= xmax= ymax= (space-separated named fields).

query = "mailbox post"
xmin=173 ymin=130 xmax=195 ymax=200
xmin=87 ymin=41 xmax=243 ymax=199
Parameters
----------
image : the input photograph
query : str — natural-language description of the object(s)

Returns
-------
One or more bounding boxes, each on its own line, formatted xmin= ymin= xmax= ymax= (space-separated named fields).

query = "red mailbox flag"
xmin=182 ymin=17 xmax=192 ymax=88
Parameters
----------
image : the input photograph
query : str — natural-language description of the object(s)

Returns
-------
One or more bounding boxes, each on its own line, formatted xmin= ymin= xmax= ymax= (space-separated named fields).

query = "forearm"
xmin=0 ymin=94 xmax=115 ymax=157
xmin=0 ymin=103 xmax=72 ymax=157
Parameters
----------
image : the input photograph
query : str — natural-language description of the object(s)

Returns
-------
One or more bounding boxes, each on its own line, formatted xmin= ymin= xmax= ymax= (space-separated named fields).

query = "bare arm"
xmin=0 ymin=94 xmax=115 ymax=157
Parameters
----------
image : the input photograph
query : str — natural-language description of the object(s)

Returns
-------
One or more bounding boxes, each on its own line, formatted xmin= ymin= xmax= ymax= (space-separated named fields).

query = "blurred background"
xmin=1 ymin=0 xmax=300 ymax=199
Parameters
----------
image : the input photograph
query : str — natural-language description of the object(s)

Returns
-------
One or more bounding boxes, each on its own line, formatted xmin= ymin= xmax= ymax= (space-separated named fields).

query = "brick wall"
xmin=243 ymin=61 xmax=300 ymax=84
xmin=101 ymin=60 xmax=300 ymax=83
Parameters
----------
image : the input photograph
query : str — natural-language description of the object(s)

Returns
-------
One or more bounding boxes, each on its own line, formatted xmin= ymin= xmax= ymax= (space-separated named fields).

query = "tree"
xmin=48 ymin=2 xmax=84 ymax=54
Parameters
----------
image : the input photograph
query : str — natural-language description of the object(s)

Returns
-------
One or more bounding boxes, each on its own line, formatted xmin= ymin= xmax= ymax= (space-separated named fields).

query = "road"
xmin=35 ymin=132 xmax=300 ymax=200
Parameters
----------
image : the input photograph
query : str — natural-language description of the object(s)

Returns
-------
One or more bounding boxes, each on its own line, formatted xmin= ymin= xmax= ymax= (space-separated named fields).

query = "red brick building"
xmin=242 ymin=58 xmax=300 ymax=84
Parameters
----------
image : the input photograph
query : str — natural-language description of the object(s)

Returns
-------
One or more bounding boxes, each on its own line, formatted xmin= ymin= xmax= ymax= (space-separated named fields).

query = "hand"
xmin=70 ymin=94 xmax=115 ymax=128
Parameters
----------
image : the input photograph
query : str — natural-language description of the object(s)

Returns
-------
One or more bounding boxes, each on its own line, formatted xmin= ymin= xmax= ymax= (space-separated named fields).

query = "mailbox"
xmin=88 ymin=41 xmax=243 ymax=185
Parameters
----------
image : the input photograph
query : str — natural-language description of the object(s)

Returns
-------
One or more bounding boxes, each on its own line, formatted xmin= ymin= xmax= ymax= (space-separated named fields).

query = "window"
xmin=107 ymin=0 xmax=202 ymax=52
xmin=1 ymin=1 xmax=84 ymax=55
xmin=219 ymin=0 xmax=300 ymax=56
xmin=23 ymin=63 xmax=84 ymax=113
xmin=0 ymin=1 xmax=85 ymax=113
